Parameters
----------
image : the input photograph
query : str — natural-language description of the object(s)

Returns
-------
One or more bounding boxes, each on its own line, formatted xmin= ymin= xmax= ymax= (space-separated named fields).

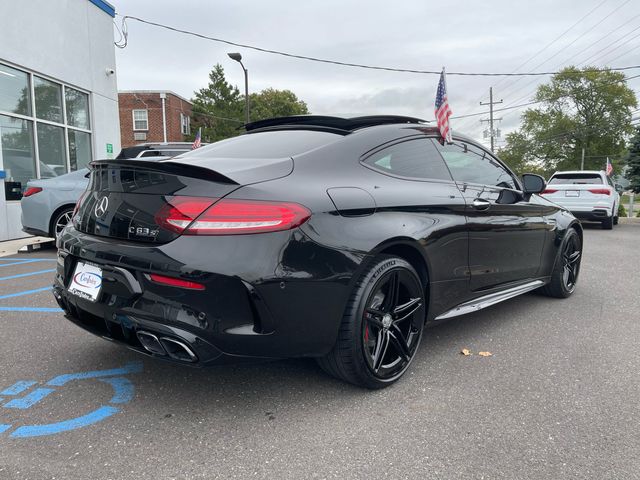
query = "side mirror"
xmin=522 ymin=173 xmax=546 ymax=194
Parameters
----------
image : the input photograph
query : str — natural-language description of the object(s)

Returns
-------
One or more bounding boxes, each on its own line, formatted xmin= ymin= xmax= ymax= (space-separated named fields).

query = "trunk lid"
xmin=74 ymin=160 xmax=246 ymax=244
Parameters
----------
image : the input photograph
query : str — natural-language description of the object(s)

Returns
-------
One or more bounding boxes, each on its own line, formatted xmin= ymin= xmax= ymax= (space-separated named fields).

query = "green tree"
xmin=191 ymin=65 xmax=310 ymax=143
xmin=626 ymin=126 xmax=640 ymax=193
xmin=249 ymin=88 xmax=309 ymax=121
xmin=191 ymin=64 xmax=244 ymax=143
xmin=498 ymin=66 xmax=637 ymax=178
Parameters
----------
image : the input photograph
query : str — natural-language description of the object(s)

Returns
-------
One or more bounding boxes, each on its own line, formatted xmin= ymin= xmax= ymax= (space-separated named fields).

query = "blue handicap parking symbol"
xmin=0 ymin=362 xmax=143 ymax=438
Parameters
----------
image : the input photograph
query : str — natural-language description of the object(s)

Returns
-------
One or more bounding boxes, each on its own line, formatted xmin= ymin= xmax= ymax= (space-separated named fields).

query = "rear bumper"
xmin=54 ymin=226 xmax=361 ymax=365
xmin=570 ymin=208 xmax=612 ymax=221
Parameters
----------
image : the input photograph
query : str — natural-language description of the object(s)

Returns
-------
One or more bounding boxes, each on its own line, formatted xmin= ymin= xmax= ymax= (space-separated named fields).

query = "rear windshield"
xmin=548 ymin=173 xmax=603 ymax=185
xmin=178 ymin=130 xmax=341 ymax=159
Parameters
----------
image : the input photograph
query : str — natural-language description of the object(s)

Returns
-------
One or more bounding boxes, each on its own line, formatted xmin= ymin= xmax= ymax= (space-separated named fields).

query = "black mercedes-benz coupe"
xmin=54 ymin=115 xmax=583 ymax=388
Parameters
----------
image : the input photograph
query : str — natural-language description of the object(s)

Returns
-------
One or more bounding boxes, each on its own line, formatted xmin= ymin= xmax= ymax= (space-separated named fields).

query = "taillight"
xmin=185 ymin=199 xmax=311 ymax=235
xmin=23 ymin=186 xmax=42 ymax=197
xmin=588 ymin=188 xmax=611 ymax=195
xmin=154 ymin=197 xmax=217 ymax=234
xmin=72 ymin=192 xmax=86 ymax=218
xmin=148 ymin=273 xmax=205 ymax=290
xmin=541 ymin=189 xmax=557 ymax=195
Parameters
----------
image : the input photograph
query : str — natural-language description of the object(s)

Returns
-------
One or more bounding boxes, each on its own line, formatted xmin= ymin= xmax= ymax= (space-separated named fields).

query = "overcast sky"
xmin=111 ymin=0 xmax=640 ymax=147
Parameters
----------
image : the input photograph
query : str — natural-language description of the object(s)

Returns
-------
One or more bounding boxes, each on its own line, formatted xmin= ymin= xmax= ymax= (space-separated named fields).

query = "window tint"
xmin=435 ymin=142 xmax=516 ymax=189
xmin=363 ymin=138 xmax=452 ymax=181
xmin=185 ymin=130 xmax=341 ymax=159
xmin=548 ymin=173 xmax=603 ymax=185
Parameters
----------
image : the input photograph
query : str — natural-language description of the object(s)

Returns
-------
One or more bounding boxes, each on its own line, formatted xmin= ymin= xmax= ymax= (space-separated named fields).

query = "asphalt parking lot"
xmin=0 ymin=223 xmax=638 ymax=480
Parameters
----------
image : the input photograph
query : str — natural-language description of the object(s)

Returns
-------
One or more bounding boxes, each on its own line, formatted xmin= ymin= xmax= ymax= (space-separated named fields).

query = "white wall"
xmin=0 ymin=0 xmax=119 ymax=240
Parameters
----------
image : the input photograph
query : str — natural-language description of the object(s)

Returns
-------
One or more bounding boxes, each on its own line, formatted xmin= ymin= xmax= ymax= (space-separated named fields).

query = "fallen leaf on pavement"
xmin=461 ymin=348 xmax=472 ymax=356
xmin=478 ymin=351 xmax=493 ymax=357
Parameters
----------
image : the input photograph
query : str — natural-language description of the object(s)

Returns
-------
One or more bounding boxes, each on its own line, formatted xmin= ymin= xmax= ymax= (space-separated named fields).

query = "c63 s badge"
xmin=128 ymin=226 xmax=159 ymax=238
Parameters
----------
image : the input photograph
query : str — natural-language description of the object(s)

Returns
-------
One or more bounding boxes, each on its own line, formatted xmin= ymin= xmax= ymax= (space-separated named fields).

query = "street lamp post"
xmin=227 ymin=52 xmax=249 ymax=124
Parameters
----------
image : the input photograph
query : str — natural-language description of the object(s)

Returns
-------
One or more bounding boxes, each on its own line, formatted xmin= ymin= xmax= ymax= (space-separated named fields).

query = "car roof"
xmin=244 ymin=115 xmax=429 ymax=134
xmin=243 ymin=115 xmax=484 ymax=146
xmin=551 ymin=170 xmax=604 ymax=175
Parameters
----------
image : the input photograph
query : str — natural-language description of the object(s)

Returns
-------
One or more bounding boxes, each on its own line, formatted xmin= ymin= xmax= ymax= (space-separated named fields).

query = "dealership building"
xmin=0 ymin=0 xmax=120 ymax=241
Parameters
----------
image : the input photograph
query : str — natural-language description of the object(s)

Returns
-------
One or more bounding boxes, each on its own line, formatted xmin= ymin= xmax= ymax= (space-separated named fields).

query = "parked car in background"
xmin=53 ymin=115 xmax=583 ymax=389
xmin=21 ymin=143 xmax=195 ymax=237
xmin=541 ymin=170 xmax=621 ymax=229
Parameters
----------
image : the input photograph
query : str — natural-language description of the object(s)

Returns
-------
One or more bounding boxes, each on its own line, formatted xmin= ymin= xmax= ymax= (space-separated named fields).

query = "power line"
xmin=116 ymin=15 xmax=640 ymax=77
xmin=462 ymin=0 xmax=610 ymax=111
xmin=497 ymin=0 xmax=633 ymax=100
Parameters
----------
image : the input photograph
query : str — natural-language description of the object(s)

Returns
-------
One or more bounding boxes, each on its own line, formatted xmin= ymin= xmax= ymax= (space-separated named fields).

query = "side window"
xmin=435 ymin=141 xmax=517 ymax=189
xmin=363 ymin=138 xmax=452 ymax=181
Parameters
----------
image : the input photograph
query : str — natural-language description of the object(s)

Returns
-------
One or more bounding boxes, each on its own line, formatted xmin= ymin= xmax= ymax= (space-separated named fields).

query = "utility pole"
xmin=480 ymin=87 xmax=503 ymax=152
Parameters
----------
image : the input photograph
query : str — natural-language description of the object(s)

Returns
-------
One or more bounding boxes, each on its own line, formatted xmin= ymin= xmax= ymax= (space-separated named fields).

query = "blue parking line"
xmin=3 ymin=388 xmax=55 ymax=409
xmin=1 ymin=381 xmax=37 ymax=396
xmin=0 ymin=307 xmax=61 ymax=312
xmin=0 ymin=269 xmax=56 ymax=281
xmin=100 ymin=377 xmax=135 ymax=404
xmin=10 ymin=406 xmax=120 ymax=438
xmin=0 ymin=259 xmax=49 ymax=268
xmin=47 ymin=362 xmax=144 ymax=386
xmin=0 ymin=287 xmax=51 ymax=300
xmin=0 ymin=425 xmax=10 ymax=434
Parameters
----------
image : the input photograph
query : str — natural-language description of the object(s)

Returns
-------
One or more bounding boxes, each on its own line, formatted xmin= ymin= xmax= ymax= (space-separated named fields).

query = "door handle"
xmin=472 ymin=198 xmax=491 ymax=211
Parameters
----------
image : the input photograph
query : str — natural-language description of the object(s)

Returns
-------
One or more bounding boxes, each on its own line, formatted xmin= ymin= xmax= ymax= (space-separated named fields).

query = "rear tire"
xmin=317 ymin=255 xmax=426 ymax=389
xmin=50 ymin=207 xmax=74 ymax=238
xmin=602 ymin=215 xmax=613 ymax=230
xmin=539 ymin=228 xmax=582 ymax=298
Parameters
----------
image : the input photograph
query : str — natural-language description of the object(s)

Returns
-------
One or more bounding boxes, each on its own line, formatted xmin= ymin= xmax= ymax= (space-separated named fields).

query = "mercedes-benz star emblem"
xmin=94 ymin=196 xmax=109 ymax=217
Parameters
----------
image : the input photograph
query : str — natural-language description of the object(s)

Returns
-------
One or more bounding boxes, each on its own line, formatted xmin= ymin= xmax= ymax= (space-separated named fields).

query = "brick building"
xmin=118 ymin=91 xmax=192 ymax=148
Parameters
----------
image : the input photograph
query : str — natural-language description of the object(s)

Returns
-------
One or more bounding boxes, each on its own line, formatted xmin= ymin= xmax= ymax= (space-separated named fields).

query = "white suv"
xmin=541 ymin=170 xmax=621 ymax=229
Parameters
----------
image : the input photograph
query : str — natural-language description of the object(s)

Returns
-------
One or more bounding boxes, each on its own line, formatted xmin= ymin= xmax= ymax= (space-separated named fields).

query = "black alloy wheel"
xmin=362 ymin=269 xmax=424 ymax=380
xmin=539 ymin=228 xmax=582 ymax=298
xmin=561 ymin=232 xmax=581 ymax=293
xmin=318 ymin=256 xmax=426 ymax=389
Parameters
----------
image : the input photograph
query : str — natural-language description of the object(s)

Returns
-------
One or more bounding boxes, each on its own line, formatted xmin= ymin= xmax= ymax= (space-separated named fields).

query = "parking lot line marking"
xmin=0 ymin=425 xmax=11 ymax=434
xmin=47 ymin=362 xmax=144 ymax=386
xmin=99 ymin=377 xmax=134 ymax=404
xmin=0 ymin=259 xmax=53 ymax=268
xmin=0 ymin=307 xmax=62 ymax=312
xmin=10 ymin=405 xmax=120 ymax=438
xmin=3 ymin=388 xmax=55 ymax=409
xmin=0 ymin=287 xmax=51 ymax=300
xmin=0 ymin=269 xmax=56 ymax=281
xmin=1 ymin=381 xmax=37 ymax=396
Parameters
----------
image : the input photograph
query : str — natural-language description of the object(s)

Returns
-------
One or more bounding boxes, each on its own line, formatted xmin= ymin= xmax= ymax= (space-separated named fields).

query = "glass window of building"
xmin=0 ymin=62 xmax=93 ymax=199
xmin=0 ymin=64 xmax=31 ymax=116
xmin=1 ymin=114 xmax=35 ymax=200
xmin=37 ymin=123 xmax=67 ymax=178
xmin=68 ymin=129 xmax=91 ymax=170
xmin=65 ymin=87 xmax=90 ymax=129
xmin=133 ymin=109 xmax=148 ymax=130
xmin=34 ymin=76 xmax=63 ymax=123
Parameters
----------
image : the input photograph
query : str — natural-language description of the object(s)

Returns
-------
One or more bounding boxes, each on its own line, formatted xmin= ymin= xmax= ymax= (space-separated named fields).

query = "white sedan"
xmin=541 ymin=170 xmax=621 ymax=230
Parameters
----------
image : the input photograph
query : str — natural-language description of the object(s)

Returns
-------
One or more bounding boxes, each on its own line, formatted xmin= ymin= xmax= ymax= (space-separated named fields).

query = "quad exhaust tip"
xmin=136 ymin=331 xmax=198 ymax=363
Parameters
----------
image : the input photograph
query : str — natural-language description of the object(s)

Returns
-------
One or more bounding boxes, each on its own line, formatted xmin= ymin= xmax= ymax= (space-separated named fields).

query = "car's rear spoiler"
xmin=89 ymin=158 xmax=239 ymax=185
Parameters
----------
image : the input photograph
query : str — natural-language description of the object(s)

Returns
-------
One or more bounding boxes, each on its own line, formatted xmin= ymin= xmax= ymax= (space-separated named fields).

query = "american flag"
xmin=605 ymin=157 xmax=613 ymax=176
xmin=435 ymin=68 xmax=452 ymax=143
xmin=192 ymin=127 xmax=202 ymax=149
